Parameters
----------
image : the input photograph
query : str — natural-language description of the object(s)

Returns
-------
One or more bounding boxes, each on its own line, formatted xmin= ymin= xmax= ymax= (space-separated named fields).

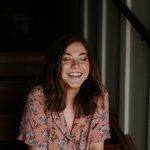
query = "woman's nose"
xmin=71 ymin=59 xmax=80 ymax=68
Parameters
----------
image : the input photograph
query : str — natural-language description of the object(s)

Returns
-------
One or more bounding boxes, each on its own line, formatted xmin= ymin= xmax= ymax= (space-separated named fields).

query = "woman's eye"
xmin=79 ymin=57 xmax=88 ymax=61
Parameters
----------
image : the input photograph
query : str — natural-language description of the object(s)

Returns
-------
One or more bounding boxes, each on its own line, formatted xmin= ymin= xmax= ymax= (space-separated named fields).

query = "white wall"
xmin=129 ymin=26 xmax=149 ymax=150
xmin=119 ymin=0 xmax=150 ymax=149
xmin=99 ymin=0 xmax=150 ymax=149
xmin=129 ymin=0 xmax=150 ymax=149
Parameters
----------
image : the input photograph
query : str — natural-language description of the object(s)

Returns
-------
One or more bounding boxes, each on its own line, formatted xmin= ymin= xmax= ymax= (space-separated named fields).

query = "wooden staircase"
xmin=0 ymin=52 xmax=135 ymax=150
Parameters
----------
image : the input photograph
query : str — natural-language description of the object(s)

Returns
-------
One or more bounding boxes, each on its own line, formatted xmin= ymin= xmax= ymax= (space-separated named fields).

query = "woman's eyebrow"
xmin=79 ymin=52 xmax=88 ymax=56
xmin=63 ymin=53 xmax=72 ymax=56
xmin=63 ymin=52 xmax=88 ymax=56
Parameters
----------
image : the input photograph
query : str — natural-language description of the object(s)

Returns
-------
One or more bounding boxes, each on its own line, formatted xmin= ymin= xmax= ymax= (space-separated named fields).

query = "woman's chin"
xmin=67 ymin=83 xmax=82 ymax=90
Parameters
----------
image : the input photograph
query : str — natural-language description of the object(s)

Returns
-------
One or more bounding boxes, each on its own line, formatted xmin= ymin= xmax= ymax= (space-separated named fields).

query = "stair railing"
xmin=112 ymin=0 xmax=150 ymax=46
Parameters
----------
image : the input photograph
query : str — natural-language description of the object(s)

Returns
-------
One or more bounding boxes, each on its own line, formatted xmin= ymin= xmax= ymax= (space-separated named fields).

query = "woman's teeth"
xmin=68 ymin=72 xmax=82 ymax=77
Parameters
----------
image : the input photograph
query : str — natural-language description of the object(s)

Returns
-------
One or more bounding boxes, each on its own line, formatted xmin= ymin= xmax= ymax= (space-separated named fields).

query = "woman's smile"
xmin=66 ymin=72 xmax=83 ymax=83
xmin=67 ymin=72 xmax=82 ymax=77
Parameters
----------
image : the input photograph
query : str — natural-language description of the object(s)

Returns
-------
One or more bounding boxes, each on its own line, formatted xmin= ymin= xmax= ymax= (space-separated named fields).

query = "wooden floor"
xmin=0 ymin=52 xmax=135 ymax=150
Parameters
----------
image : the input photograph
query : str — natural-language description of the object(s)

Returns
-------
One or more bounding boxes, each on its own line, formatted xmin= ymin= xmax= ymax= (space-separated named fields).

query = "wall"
xmin=101 ymin=0 xmax=150 ymax=149
xmin=105 ymin=0 xmax=120 ymax=118
xmin=118 ymin=0 xmax=150 ymax=149
xmin=129 ymin=0 xmax=150 ymax=149
xmin=129 ymin=27 xmax=149 ymax=150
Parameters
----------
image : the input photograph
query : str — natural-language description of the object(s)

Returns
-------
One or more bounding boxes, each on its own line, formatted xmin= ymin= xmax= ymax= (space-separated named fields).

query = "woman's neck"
xmin=66 ymin=88 xmax=79 ymax=105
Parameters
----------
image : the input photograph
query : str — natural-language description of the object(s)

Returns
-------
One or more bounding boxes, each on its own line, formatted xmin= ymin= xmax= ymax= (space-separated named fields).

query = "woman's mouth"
xmin=67 ymin=72 xmax=82 ymax=77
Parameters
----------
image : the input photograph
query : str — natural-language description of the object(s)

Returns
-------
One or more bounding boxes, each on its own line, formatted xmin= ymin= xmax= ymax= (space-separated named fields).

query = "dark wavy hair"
xmin=35 ymin=34 xmax=102 ymax=117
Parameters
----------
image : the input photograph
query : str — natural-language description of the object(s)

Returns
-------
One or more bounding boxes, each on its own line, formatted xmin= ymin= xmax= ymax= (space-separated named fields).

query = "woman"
xmin=18 ymin=34 xmax=110 ymax=150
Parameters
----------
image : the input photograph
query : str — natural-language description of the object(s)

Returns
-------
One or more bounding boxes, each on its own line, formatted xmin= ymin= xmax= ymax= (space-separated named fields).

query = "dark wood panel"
xmin=0 ymin=80 xmax=33 ymax=97
xmin=0 ymin=52 xmax=45 ymax=144
xmin=105 ymin=143 xmax=121 ymax=150
xmin=0 ymin=52 xmax=45 ymax=63
xmin=0 ymin=140 xmax=27 ymax=150
xmin=0 ymin=64 xmax=41 ymax=77
xmin=0 ymin=52 xmax=45 ymax=77
xmin=0 ymin=114 xmax=20 ymax=141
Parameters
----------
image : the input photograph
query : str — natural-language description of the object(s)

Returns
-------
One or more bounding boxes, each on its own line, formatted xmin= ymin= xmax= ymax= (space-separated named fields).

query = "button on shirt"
xmin=18 ymin=85 xmax=110 ymax=150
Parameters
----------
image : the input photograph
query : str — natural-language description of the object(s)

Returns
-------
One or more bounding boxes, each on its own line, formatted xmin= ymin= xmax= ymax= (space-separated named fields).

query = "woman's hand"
xmin=88 ymin=140 xmax=104 ymax=150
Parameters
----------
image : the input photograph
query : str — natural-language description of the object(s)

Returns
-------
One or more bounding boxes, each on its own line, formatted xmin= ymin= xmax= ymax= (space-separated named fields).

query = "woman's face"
xmin=61 ymin=41 xmax=89 ymax=90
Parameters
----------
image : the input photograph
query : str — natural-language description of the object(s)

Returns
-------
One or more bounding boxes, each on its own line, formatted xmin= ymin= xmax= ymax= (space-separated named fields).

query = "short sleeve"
xmin=89 ymin=86 xmax=110 ymax=144
xmin=18 ymin=86 xmax=48 ymax=149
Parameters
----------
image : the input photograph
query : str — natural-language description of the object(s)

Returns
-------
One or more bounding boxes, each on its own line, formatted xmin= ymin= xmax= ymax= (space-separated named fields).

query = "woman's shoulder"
xmin=99 ymin=84 xmax=109 ymax=97
xmin=27 ymin=85 xmax=45 ymax=102
xmin=95 ymin=84 xmax=109 ymax=107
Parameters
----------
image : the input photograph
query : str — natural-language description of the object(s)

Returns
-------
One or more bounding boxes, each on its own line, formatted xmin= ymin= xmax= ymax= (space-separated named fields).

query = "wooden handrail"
xmin=112 ymin=0 xmax=150 ymax=46
xmin=110 ymin=109 xmax=137 ymax=150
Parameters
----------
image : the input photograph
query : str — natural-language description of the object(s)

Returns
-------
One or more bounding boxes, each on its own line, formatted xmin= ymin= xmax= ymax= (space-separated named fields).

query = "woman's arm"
xmin=88 ymin=140 xmax=104 ymax=150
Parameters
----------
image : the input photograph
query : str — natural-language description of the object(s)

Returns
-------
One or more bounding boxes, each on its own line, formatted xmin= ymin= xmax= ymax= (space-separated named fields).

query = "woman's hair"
xmin=34 ymin=34 xmax=102 ymax=117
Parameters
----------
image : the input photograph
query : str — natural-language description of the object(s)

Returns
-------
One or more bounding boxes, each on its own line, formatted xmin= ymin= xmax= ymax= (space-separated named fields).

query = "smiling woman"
xmin=17 ymin=34 xmax=110 ymax=150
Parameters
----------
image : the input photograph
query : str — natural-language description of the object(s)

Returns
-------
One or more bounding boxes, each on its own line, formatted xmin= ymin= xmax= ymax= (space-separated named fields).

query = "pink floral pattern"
xmin=18 ymin=85 xmax=110 ymax=150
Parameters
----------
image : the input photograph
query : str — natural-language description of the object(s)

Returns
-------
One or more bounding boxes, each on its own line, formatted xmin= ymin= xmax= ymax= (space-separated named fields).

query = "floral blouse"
xmin=18 ymin=85 xmax=110 ymax=150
